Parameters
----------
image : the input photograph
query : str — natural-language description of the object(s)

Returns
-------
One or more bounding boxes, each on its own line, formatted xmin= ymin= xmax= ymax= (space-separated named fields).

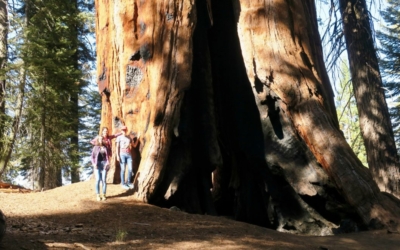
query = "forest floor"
xmin=1 ymin=181 xmax=400 ymax=250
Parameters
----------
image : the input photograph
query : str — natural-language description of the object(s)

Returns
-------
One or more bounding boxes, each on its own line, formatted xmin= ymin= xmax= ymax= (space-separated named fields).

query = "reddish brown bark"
xmin=235 ymin=0 xmax=400 ymax=230
xmin=95 ymin=0 xmax=400 ymax=234
xmin=95 ymin=0 xmax=196 ymax=200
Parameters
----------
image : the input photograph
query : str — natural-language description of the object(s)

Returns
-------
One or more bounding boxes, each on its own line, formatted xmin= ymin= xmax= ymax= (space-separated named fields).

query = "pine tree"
xmin=377 ymin=0 xmax=400 ymax=153
xmin=0 ymin=0 xmax=28 ymax=181
xmin=64 ymin=0 xmax=96 ymax=183
xmin=2 ymin=0 xmax=95 ymax=189
xmin=0 ymin=0 xmax=96 ymax=187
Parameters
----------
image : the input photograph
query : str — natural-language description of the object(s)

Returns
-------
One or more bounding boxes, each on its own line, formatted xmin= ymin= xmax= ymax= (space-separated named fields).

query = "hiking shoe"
xmin=128 ymin=183 xmax=134 ymax=189
xmin=96 ymin=194 xmax=101 ymax=201
xmin=121 ymin=184 xmax=129 ymax=190
xmin=101 ymin=194 xmax=107 ymax=201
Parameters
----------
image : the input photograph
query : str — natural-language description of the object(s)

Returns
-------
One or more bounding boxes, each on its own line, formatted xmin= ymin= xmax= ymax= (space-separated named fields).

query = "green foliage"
xmin=1 ymin=0 xmax=99 ymax=187
xmin=377 ymin=0 xmax=400 ymax=153
xmin=335 ymin=63 xmax=368 ymax=167
xmin=115 ymin=228 xmax=128 ymax=242
xmin=21 ymin=0 xmax=84 ymax=188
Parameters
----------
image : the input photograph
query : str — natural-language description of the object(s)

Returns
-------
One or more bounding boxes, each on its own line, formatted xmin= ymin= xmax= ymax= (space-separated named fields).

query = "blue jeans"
xmin=95 ymin=161 xmax=107 ymax=194
xmin=120 ymin=153 xmax=133 ymax=185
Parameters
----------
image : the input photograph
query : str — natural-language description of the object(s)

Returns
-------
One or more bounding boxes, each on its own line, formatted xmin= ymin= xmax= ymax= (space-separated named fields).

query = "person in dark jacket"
xmin=91 ymin=136 xmax=110 ymax=201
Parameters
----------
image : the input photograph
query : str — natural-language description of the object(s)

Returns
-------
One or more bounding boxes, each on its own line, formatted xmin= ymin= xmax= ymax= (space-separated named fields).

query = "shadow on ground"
xmin=1 ymin=182 xmax=400 ymax=249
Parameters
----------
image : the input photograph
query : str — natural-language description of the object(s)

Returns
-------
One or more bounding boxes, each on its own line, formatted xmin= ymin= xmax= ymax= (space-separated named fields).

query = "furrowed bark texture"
xmin=206 ymin=0 xmax=338 ymax=234
xmin=235 ymin=0 xmax=400 ymax=230
xmin=95 ymin=0 xmax=400 ymax=234
xmin=153 ymin=0 xmax=221 ymax=215
xmin=95 ymin=0 xmax=196 ymax=201
xmin=339 ymin=0 xmax=400 ymax=197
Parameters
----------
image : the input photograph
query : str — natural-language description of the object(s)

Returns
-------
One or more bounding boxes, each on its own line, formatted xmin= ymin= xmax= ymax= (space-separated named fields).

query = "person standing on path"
xmin=116 ymin=126 xmax=140 ymax=190
xmin=91 ymin=136 xmax=110 ymax=201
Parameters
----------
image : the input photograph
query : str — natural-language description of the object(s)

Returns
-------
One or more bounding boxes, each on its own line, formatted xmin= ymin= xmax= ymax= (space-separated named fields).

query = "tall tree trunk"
xmin=41 ymin=79 xmax=62 ymax=189
xmin=206 ymin=0 xmax=339 ymax=233
xmin=0 ymin=68 xmax=26 ymax=178
xmin=70 ymin=95 xmax=80 ymax=183
xmin=95 ymin=0 xmax=196 ymax=191
xmin=70 ymin=0 xmax=80 ymax=184
xmin=339 ymin=0 xmax=400 ymax=197
xmin=235 ymin=0 xmax=400 ymax=230
xmin=95 ymin=0 xmax=400 ymax=234
xmin=0 ymin=0 xmax=6 ymax=114
xmin=0 ymin=0 xmax=7 ymax=177
xmin=157 ymin=0 xmax=220 ymax=215
xmin=38 ymin=79 xmax=47 ymax=190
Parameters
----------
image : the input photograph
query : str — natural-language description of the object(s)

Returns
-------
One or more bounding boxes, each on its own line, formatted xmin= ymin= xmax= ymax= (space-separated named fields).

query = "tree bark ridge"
xmin=235 ymin=0 xmax=400 ymax=230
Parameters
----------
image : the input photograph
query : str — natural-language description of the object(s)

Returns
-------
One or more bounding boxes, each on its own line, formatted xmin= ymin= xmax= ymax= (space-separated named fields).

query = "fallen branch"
xmin=0 ymin=182 xmax=32 ymax=193
xmin=44 ymin=242 xmax=75 ymax=248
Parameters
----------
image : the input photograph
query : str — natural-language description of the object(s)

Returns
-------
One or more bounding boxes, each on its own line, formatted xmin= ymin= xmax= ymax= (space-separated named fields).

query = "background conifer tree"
xmin=0 ymin=0 xmax=97 ymax=188
xmin=378 ymin=0 xmax=400 ymax=153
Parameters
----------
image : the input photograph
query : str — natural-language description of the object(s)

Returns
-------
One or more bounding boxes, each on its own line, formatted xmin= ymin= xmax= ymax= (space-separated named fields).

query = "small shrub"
xmin=115 ymin=228 xmax=128 ymax=242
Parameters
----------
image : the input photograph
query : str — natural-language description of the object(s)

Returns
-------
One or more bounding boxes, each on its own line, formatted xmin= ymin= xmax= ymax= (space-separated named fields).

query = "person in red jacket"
xmin=91 ymin=127 xmax=122 ymax=157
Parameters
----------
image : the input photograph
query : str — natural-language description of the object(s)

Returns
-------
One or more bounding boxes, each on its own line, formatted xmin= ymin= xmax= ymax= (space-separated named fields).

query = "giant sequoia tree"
xmin=95 ymin=0 xmax=400 ymax=235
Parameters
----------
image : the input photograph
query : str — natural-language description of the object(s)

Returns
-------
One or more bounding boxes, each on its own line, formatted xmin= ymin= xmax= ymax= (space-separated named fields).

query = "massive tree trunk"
xmin=95 ymin=0 xmax=400 ymax=235
xmin=235 ymin=0 xmax=400 ymax=232
xmin=95 ymin=0 xmax=195 ymax=186
xmin=339 ymin=0 xmax=400 ymax=197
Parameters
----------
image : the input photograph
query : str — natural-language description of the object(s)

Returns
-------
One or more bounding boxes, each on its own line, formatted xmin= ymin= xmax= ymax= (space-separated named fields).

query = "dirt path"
xmin=1 ymin=181 xmax=399 ymax=249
